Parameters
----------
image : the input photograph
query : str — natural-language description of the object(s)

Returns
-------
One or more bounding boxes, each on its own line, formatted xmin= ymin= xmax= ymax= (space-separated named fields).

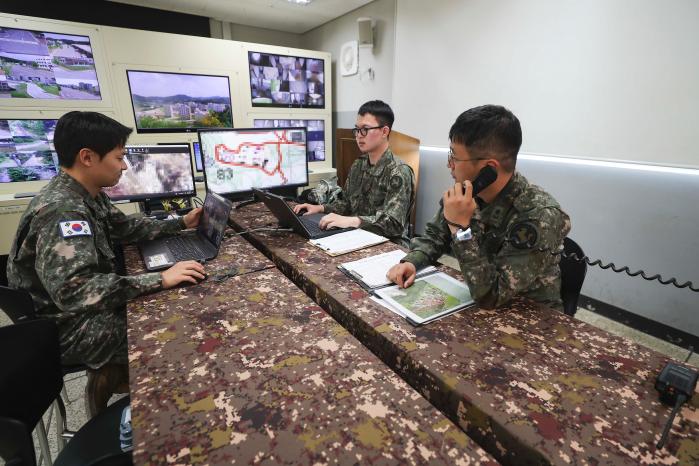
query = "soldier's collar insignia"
xmin=509 ymin=222 xmax=538 ymax=249
xmin=59 ymin=220 xmax=92 ymax=238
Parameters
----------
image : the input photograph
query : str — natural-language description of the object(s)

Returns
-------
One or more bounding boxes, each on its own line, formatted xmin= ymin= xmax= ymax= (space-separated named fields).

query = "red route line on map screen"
xmin=213 ymin=130 xmax=305 ymax=184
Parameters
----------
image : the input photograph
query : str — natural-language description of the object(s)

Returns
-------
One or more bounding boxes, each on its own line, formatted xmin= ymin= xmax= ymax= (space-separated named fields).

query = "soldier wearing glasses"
xmin=387 ymin=105 xmax=570 ymax=310
xmin=294 ymin=100 xmax=414 ymax=246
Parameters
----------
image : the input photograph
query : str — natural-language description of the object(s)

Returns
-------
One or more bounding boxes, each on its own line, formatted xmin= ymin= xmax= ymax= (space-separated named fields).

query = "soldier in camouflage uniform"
xmin=388 ymin=105 xmax=571 ymax=310
xmin=294 ymin=100 xmax=414 ymax=246
xmin=6 ymin=111 xmax=206 ymax=414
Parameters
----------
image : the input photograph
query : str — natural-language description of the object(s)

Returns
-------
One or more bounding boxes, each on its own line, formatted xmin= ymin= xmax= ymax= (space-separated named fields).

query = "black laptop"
xmin=252 ymin=188 xmax=354 ymax=239
xmin=139 ymin=191 xmax=233 ymax=271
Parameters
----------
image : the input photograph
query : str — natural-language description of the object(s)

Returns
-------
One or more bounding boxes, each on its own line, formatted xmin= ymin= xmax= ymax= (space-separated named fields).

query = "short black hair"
xmin=449 ymin=105 xmax=522 ymax=172
xmin=54 ymin=111 xmax=132 ymax=168
xmin=358 ymin=100 xmax=395 ymax=130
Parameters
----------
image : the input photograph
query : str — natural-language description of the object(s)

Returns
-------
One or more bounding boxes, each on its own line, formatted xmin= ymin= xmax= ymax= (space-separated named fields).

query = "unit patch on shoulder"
xmin=389 ymin=175 xmax=403 ymax=190
xmin=509 ymin=222 xmax=538 ymax=249
xmin=59 ymin=220 xmax=92 ymax=238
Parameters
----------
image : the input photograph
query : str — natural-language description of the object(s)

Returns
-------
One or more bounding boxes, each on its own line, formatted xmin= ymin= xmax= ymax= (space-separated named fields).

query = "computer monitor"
xmin=192 ymin=141 xmax=203 ymax=172
xmin=126 ymin=70 xmax=232 ymax=133
xmin=198 ymin=127 xmax=308 ymax=198
xmin=0 ymin=26 xmax=101 ymax=100
xmin=102 ymin=144 xmax=196 ymax=202
xmin=0 ymin=118 xmax=59 ymax=183
xmin=248 ymin=51 xmax=324 ymax=109
xmin=253 ymin=119 xmax=324 ymax=161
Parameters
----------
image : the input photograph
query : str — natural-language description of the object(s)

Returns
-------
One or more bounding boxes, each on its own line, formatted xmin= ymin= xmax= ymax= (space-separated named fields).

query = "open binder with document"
xmin=339 ymin=250 xmax=475 ymax=325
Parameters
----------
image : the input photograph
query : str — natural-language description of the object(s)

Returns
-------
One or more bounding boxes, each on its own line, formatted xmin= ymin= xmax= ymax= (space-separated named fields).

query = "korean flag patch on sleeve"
xmin=59 ymin=220 xmax=92 ymax=238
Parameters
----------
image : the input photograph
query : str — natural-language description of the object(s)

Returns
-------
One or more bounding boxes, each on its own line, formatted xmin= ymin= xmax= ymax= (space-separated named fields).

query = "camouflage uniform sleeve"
xmin=454 ymin=207 xmax=571 ymax=309
xmin=108 ymin=201 xmax=185 ymax=245
xmin=357 ymin=164 xmax=414 ymax=238
xmin=322 ymin=162 xmax=357 ymax=216
xmin=35 ymin=210 xmax=163 ymax=314
xmin=402 ymin=205 xmax=452 ymax=269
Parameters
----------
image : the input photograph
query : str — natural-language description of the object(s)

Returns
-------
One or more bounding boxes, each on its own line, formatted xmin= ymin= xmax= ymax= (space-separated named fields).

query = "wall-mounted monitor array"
xmin=248 ymin=52 xmax=324 ymax=109
xmin=0 ymin=27 xmax=101 ymax=100
xmin=126 ymin=70 xmax=232 ymax=133
xmin=0 ymin=118 xmax=58 ymax=183
xmin=253 ymin=119 xmax=324 ymax=161
xmin=199 ymin=127 xmax=308 ymax=197
xmin=102 ymin=144 xmax=195 ymax=202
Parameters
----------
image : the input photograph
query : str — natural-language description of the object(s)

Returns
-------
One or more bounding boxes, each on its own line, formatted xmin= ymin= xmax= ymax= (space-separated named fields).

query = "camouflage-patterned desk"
xmin=125 ymin=234 xmax=497 ymax=465
xmin=229 ymin=204 xmax=699 ymax=466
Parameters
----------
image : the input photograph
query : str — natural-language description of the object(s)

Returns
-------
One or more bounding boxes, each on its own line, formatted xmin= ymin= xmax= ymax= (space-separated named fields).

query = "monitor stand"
xmin=234 ymin=196 xmax=261 ymax=210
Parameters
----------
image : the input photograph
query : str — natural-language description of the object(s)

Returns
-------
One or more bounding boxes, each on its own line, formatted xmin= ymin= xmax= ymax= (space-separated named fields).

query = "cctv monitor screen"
xmin=253 ymin=119 xmax=324 ymax=161
xmin=103 ymin=144 xmax=196 ymax=202
xmin=192 ymin=141 xmax=203 ymax=172
xmin=0 ymin=27 xmax=101 ymax=100
xmin=199 ymin=127 xmax=308 ymax=196
xmin=248 ymin=51 xmax=324 ymax=109
xmin=0 ymin=118 xmax=58 ymax=183
xmin=126 ymin=70 xmax=232 ymax=133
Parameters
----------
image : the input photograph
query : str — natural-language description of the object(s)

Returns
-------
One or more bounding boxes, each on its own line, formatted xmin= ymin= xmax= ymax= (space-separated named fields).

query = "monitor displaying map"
xmin=198 ymin=127 xmax=308 ymax=196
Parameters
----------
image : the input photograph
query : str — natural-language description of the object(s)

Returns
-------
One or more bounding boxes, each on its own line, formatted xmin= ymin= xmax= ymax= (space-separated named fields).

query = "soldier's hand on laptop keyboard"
xmin=293 ymin=203 xmax=324 ymax=216
xmin=161 ymin=260 xmax=206 ymax=288
xmin=318 ymin=213 xmax=361 ymax=230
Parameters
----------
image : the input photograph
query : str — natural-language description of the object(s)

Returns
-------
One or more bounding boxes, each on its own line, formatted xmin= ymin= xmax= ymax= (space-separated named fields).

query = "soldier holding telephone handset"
xmin=387 ymin=105 xmax=571 ymax=311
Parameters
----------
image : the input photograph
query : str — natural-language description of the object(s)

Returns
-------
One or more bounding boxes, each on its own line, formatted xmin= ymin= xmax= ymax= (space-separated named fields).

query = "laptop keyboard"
xmin=299 ymin=216 xmax=325 ymax=237
xmin=165 ymin=236 xmax=206 ymax=262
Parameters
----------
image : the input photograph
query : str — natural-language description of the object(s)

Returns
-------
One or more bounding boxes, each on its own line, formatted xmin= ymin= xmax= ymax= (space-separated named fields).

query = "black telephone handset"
xmin=468 ymin=165 xmax=498 ymax=196
xmin=439 ymin=165 xmax=497 ymax=209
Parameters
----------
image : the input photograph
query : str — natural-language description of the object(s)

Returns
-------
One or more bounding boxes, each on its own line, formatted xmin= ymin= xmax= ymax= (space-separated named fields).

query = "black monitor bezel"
xmin=198 ymin=126 xmax=310 ymax=199
xmin=192 ymin=141 xmax=203 ymax=172
xmin=0 ymin=117 xmax=59 ymax=184
xmin=103 ymin=144 xmax=197 ymax=202
xmin=125 ymin=69 xmax=233 ymax=134
xmin=247 ymin=51 xmax=325 ymax=109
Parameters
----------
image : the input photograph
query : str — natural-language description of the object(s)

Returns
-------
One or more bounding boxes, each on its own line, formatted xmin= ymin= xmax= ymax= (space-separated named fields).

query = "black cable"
xmin=501 ymin=236 xmax=699 ymax=293
xmin=656 ymin=394 xmax=686 ymax=449
xmin=191 ymin=197 xmax=204 ymax=208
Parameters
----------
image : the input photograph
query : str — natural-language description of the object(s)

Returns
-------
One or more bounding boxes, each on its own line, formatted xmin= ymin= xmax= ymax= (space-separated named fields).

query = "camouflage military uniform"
xmin=7 ymin=171 xmax=185 ymax=369
xmin=322 ymin=148 xmax=414 ymax=246
xmin=403 ymin=172 xmax=571 ymax=310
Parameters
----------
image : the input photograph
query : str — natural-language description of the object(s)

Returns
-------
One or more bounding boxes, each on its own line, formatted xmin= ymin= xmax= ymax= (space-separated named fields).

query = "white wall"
xmin=301 ymin=0 xmax=396 ymax=127
xmin=393 ymin=0 xmax=699 ymax=168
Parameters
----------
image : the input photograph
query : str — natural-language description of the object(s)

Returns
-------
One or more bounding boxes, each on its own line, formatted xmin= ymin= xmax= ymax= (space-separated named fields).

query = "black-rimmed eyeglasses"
xmin=352 ymin=126 xmax=384 ymax=137
xmin=447 ymin=149 xmax=490 ymax=165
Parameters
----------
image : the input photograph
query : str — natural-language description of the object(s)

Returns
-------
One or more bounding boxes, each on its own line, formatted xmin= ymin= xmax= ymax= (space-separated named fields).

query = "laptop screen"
xmin=198 ymin=193 xmax=231 ymax=248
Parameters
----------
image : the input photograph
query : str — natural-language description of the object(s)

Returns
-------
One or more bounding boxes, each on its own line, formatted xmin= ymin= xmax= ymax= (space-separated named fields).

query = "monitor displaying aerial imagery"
xmin=0 ymin=27 xmax=101 ymax=100
xmin=0 ymin=118 xmax=58 ymax=183
xmin=126 ymin=70 xmax=232 ymax=133
xmin=102 ymin=144 xmax=196 ymax=202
